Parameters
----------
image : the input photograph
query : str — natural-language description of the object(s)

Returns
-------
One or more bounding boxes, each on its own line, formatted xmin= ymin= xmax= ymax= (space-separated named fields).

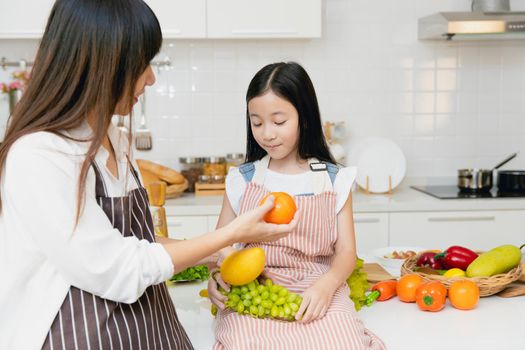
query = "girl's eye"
xmin=275 ymin=121 xmax=286 ymax=126
xmin=252 ymin=123 xmax=262 ymax=127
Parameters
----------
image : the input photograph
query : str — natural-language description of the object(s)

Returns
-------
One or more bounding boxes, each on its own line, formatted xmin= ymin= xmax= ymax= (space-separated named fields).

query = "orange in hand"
xmin=259 ymin=192 xmax=297 ymax=224
xmin=448 ymin=280 xmax=479 ymax=310
xmin=396 ymin=274 xmax=423 ymax=303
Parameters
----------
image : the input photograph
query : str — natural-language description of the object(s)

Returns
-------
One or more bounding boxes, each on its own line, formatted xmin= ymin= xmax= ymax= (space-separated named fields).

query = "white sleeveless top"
xmin=226 ymin=157 xmax=357 ymax=215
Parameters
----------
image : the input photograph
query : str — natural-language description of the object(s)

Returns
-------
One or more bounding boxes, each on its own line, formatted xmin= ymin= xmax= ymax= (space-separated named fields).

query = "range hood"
xmin=418 ymin=11 xmax=525 ymax=40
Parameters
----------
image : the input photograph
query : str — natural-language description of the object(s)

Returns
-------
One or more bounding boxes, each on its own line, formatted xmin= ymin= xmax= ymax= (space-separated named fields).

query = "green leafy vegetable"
xmin=170 ymin=265 xmax=210 ymax=282
xmin=346 ymin=257 xmax=370 ymax=311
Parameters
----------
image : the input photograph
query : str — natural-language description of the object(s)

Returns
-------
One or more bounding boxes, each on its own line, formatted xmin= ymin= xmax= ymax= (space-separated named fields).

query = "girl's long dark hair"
xmin=245 ymin=62 xmax=336 ymax=164
xmin=0 ymin=0 xmax=162 ymax=222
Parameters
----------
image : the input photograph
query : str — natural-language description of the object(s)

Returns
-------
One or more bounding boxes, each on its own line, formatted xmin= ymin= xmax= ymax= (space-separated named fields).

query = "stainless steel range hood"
xmin=418 ymin=11 xmax=525 ymax=40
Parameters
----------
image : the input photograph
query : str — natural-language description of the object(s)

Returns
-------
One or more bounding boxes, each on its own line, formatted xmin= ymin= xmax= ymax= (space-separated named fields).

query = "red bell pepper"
xmin=416 ymin=252 xmax=444 ymax=270
xmin=434 ymin=245 xmax=478 ymax=270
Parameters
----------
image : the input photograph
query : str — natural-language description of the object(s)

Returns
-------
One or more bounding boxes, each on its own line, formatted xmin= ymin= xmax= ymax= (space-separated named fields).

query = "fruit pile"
xmin=415 ymin=244 xmax=523 ymax=278
xmin=219 ymin=278 xmax=303 ymax=321
xmin=365 ymin=274 xmax=481 ymax=312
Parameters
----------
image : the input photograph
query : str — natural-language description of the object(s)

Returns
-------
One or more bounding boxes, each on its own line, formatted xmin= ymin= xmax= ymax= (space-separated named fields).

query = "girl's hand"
xmin=228 ymin=195 xmax=299 ymax=244
xmin=207 ymin=270 xmax=230 ymax=310
xmin=207 ymin=248 xmax=237 ymax=309
xmin=296 ymin=280 xmax=336 ymax=323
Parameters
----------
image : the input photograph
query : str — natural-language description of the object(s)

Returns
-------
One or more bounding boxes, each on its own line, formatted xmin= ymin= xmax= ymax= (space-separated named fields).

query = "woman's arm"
xmin=160 ymin=195 xmax=295 ymax=273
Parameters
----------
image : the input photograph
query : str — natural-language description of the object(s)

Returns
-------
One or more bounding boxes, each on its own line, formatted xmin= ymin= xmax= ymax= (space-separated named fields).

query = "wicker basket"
xmin=400 ymin=255 xmax=523 ymax=297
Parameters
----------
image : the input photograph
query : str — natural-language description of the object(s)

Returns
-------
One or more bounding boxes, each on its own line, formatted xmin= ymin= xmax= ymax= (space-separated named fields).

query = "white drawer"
xmin=353 ymin=213 xmax=389 ymax=254
xmin=167 ymin=215 xmax=208 ymax=239
xmin=389 ymin=210 xmax=525 ymax=250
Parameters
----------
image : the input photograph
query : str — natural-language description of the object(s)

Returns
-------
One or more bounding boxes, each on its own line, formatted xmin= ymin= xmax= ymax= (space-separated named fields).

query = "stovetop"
xmin=411 ymin=185 xmax=525 ymax=199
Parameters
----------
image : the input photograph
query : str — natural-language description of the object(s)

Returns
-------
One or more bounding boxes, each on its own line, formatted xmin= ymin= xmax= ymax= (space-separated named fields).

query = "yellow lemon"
xmin=199 ymin=289 xmax=209 ymax=298
xmin=443 ymin=268 xmax=466 ymax=278
xmin=220 ymin=247 xmax=266 ymax=286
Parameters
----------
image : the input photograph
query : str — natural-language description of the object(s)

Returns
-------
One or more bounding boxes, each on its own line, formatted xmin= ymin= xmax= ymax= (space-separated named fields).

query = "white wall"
xmin=1 ymin=0 xmax=525 ymax=176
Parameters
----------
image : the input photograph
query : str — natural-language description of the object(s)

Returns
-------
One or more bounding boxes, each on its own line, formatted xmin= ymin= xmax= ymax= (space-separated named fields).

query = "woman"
xmin=0 ymin=1 xmax=297 ymax=349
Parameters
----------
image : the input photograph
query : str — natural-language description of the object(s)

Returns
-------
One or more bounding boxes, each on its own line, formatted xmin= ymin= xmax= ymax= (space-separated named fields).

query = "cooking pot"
xmin=497 ymin=170 xmax=525 ymax=194
xmin=458 ymin=153 xmax=518 ymax=192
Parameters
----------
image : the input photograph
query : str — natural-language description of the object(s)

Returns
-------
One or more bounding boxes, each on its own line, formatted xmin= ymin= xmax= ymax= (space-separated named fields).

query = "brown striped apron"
xmin=42 ymin=160 xmax=193 ymax=350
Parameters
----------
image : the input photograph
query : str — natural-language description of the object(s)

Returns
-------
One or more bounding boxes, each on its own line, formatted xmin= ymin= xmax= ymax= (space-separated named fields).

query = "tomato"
xmin=415 ymin=281 xmax=447 ymax=312
xmin=259 ymin=192 xmax=297 ymax=224
xmin=396 ymin=274 xmax=423 ymax=303
xmin=448 ymin=280 xmax=479 ymax=310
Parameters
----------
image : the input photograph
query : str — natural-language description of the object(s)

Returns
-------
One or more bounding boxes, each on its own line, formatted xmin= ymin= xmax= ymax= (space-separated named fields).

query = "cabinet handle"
xmin=164 ymin=29 xmax=182 ymax=35
xmin=427 ymin=216 xmax=495 ymax=222
xmin=354 ymin=218 xmax=381 ymax=224
xmin=231 ymin=29 xmax=298 ymax=35
xmin=167 ymin=218 xmax=183 ymax=227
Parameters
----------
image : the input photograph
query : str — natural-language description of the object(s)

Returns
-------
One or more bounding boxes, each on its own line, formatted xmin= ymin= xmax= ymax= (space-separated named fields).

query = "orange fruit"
xmin=448 ymin=280 xmax=479 ymax=310
xmin=220 ymin=247 xmax=266 ymax=286
xmin=396 ymin=274 xmax=424 ymax=303
xmin=259 ymin=192 xmax=297 ymax=224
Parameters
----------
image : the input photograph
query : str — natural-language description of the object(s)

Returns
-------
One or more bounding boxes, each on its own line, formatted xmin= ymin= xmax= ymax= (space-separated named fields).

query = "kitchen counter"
xmin=164 ymin=179 xmax=525 ymax=216
xmin=167 ymin=274 xmax=525 ymax=350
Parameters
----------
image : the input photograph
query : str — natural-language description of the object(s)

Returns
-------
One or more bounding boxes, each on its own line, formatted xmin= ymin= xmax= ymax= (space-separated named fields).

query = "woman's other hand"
xmin=228 ymin=195 xmax=299 ymax=243
xmin=208 ymin=271 xmax=230 ymax=310
xmin=296 ymin=280 xmax=336 ymax=323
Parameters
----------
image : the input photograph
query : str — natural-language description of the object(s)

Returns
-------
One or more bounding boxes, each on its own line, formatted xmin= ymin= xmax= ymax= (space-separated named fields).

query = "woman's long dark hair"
xmin=245 ymin=62 xmax=335 ymax=164
xmin=0 ymin=0 xmax=162 ymax=223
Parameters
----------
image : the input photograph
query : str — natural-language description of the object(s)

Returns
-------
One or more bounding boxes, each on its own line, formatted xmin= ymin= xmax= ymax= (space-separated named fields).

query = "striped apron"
xmin=42 ymin=160 xmax=193 ymax=350
xmin=214 ymin=157 xmax=385 ymax=350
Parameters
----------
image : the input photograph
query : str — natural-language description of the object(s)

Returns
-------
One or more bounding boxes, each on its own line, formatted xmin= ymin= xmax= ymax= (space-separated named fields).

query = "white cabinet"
xmin=207 ymin=215 xmax=219 ymax=231
xmin=167 ymin=214 xmax=219 ymax=239
xmin=207 ymin=0 xmax=322 ymax=38
xmin=389 ymin=210 xmax=525 ymax=251
xmin=0 ymin=0 xmax=54 ymax=38
xmin=353 ymin=213 xmax=389 ymax=254
xmin=167 ymin=215 xmax=208 ymax=239
xmin=145 ymin=0 xmax=206 ymax=38
xmin=0 ymin=0 xmax=321 ymax=39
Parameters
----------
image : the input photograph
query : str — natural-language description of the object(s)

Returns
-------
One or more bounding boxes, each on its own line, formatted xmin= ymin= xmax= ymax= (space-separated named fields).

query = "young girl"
xmin=0 ymin=2 xmax=296 ymax=349
xmin=208 ymin=62 xmax=385 ymax=349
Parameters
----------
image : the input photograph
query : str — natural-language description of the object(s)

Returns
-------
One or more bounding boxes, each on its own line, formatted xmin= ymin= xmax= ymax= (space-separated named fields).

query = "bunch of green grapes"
xmin=346 ymin=257 xmax=370 ymax=311
xmin=218 ymin=278 xmax=303 ymax=321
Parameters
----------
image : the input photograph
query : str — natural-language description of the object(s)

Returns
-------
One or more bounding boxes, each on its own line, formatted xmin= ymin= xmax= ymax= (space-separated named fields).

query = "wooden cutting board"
xmin=497 ymin=280 xmax=525 ymax=298
xmin=363 ymin=263 xmax=394 ymax=283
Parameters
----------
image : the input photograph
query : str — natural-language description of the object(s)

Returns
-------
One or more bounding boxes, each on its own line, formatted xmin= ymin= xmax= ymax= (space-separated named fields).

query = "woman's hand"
xmin=227 ymin=195 xmax=299 ymax=244
xmin=296 ymin=280 xmax=336 ymax=323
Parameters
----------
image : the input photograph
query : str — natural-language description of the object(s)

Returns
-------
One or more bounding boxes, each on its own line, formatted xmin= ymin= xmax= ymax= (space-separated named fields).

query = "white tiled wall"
xmin=1 ymin=0 xmax=525 ymax=177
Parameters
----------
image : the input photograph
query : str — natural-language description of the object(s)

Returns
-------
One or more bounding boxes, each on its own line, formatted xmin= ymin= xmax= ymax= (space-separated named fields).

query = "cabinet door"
xmin=353 ymin=213 xmax=389 ymax=254
xmin=167 ymin=215 xmax=208 ymax=239
xmin=389 ymin=210 xmax=525 ymax=251
xmin=145 ymin=0 xmax=206 ymax=38
xmin=207 ymin=215 xmax=219 ymax=231
xmin=0 ymin=0 xmax=55 ymax=38
xmin=207 ymin=0 xmax=321 ymax=38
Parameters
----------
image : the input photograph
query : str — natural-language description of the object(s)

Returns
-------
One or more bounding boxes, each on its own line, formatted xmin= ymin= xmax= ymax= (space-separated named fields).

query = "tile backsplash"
xmin=1 ymin=0 xmax=525 ymax=176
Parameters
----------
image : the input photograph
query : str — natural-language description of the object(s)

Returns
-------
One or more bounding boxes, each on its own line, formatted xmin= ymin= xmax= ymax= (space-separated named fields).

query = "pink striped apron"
xmin=213 ymin=157 xmax=385 ymax=350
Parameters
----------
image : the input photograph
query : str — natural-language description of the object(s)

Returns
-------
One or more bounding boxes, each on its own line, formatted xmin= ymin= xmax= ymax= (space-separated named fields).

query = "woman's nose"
xmin=146 ymin=65 xmax=156 ymax=86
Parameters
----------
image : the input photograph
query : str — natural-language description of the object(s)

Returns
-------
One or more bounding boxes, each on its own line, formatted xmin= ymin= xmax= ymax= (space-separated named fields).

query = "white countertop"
xmin=167 ymin=263 xmax=525 ymax=350
xmin=165 ymin=179 xmax=525 ymax=216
